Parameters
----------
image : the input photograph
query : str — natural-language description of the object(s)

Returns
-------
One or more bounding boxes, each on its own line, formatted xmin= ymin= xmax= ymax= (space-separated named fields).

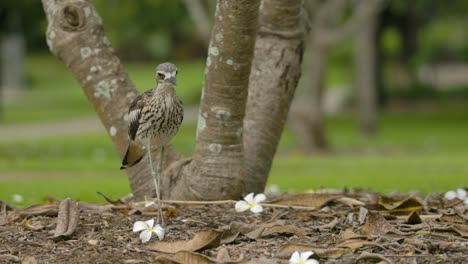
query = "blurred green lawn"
xmin=1 ymin=54 xmax=467 ymax=206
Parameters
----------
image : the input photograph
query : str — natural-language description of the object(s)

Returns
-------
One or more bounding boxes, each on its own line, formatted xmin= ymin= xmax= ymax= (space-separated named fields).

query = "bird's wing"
xmin=128 ymin=90 xmax=153 ymax=140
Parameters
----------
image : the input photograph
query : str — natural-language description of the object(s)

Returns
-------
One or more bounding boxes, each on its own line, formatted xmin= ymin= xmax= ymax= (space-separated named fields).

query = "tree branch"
xmin=41 ymin=0 xmax=181 ymax=199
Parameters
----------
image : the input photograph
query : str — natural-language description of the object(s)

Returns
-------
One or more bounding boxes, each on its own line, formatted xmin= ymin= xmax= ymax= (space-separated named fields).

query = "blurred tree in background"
xmin=92 ymin=0 xmax=206 ymax=60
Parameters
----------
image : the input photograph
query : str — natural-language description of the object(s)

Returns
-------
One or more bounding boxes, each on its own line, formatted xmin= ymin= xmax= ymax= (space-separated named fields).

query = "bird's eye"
xmin=157 ymin=73 xmax=165 ymax=79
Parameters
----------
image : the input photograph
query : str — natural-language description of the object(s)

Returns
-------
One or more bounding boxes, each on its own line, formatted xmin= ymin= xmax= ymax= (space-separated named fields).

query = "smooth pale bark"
xmin=1 ymin=11 xmax=25 ymax=102
xmin=354 ymin=12 xmax=378 ymax=135
xmin=243 ymin=0 xmax=305 ymax=193
xmin=169 ymin=0 xmax=260 ymax=199
xmin=41 ymin=0 xmax=181 ymax=199
xmin=291 ymin=0 xmax=384 ymax=152
xmin=290 ymin=42 xmax=329 ymax=153
xmin=182 ymin=0 xmax=211 ymax=46
xmin=1 ymin=33 xmax=25 ymax=101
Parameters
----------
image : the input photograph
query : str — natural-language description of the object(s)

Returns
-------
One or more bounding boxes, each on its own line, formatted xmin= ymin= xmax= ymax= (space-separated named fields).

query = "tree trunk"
xmin=354 ymin=11 xmax=378 ymax=135
xmin=183 ymin=0 xmax=212 ymax=46
xmin=243 ymin=0 xmax=305 ymax=192
xmin=165 ymin=0 xmax=261 ymax=200
xmin=42 ymin=0 xmax=305 ymax=200
xmin=40 ymin=0 xmax=182 ymax=199
xmin=289 ymin=41 xmax=329 ymax=153
xmin=1 ymin=11 xmax=25 ymax=102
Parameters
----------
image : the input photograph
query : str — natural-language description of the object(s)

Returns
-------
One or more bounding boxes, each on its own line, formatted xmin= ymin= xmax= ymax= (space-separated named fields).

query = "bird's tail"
xmin=120 ymin=142 xmax=145 ymax=170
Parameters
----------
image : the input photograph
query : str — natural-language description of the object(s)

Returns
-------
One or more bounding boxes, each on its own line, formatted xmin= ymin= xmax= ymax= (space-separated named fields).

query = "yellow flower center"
xmin=147 ymin=227 xmax=154 ymax=232
xmin=298 ymin=261 xmax=305 ymax=264
xmin=248 ymin=202 xmax=255 ymax=208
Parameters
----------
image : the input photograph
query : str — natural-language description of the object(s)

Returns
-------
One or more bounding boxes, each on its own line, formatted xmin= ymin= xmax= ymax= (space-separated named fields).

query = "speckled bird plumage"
xmin=120 ymin=62 xmax=183 ymax=169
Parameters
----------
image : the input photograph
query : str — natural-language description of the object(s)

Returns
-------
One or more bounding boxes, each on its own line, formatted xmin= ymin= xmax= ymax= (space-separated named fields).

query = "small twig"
xmin=156 ymin=199 xmax=318 ymax=210
xmin=18 ymin=241 xmax=46 ymax=247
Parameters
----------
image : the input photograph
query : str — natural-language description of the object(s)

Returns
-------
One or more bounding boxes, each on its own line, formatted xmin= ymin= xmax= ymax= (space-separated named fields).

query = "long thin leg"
xmin=147 ymin=142 xmax=161 ymax=224
xmin=156 ymin=146 xmax=165 ymax=225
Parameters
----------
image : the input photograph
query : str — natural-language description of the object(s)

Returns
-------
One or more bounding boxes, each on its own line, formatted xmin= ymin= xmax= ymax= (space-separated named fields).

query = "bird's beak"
xmin=167 ymin=76 xmax=177 ymax=86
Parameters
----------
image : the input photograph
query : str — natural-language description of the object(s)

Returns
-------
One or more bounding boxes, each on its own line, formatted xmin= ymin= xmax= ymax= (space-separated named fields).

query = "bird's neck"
xmin=155 ymin=82 xmax=176 ymax=97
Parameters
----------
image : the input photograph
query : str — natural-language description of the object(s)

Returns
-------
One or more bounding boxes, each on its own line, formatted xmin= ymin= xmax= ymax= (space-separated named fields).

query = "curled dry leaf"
xmin=53 ymin=198 xmax=80 ymax=240
xmin=358 ymin=207 xmax=369 ymax=224
xmin=366 ymin=196 xmax=424 ymax=215
xmin=361 ymin=212 xmax=407 ymax=237
xmin=334 ymin=197 xmax=365 ymax=207
xmin=312 ymin=217 xmax=339 ymax=231
xmin=406 ymin=211 xmax=422 ymax=225
xmin=96 ymin=191 xmax=125 ymax=205
xmin=341 ymin=228 xmax=366 ymax=240
xmin=269 ymin=193 xmax=340 ymax=208
xmin=18 ymin=204 xmax=59 ymax=219
xmin=21 ymin=218 xmax=45 ymax=231
xmin=147 ymin=229 xmax=223 ymax=253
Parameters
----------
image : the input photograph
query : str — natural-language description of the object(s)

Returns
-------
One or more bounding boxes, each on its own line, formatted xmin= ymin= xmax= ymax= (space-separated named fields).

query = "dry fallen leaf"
xmin=53 ymin=198 xmax=80 ymax=240
xmin=335 ymin=197 xmax=365 ymax=207
xmin=369 ymin=196 xmax=424 ymax=215
xmin=18 ymin=204 xmax=59 ymax=219
xmin=147 ymin=229 xmax=223 ymax=253
xmin=406 ymin=211 xmax=422 ymax=225
xmin=21 ymin=218 xmax=45 ymax=231
xmin=361 ymin=212 xmax=405 ymax=237
xmin=21 ymin=255 xmax=37 ymax=264
xmin=269 ymin=193 xmax=340 ymax=208
xmin=220 ymin=221 xmax=305 ymax=243
xmin=356 ymin=251 xmax=394 ymax=264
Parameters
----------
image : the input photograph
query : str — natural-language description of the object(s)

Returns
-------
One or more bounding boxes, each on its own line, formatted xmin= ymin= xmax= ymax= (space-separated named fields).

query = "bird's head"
xmin=155 ymin=62 xmax=178 ymax=86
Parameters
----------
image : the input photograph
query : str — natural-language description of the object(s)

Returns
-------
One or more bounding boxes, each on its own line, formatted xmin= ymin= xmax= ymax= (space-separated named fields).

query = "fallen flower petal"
xmin=289 ymin=251 xmax=319 ymax=264
xmin=235 ymin=200 xmax=250 ymax=212
xmin=234 ymin=193 xmax=267 ymax=214
xmin=444 ymin=190 xmax=457 ymax=200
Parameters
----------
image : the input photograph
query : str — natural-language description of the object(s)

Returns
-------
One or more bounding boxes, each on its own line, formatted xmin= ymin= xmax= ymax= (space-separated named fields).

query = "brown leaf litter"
xmin=0 ymin=190 xmax=467 ymax=263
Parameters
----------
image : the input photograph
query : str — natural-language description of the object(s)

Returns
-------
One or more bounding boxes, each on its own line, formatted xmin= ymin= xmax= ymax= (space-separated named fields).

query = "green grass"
xmin=2 ymin=109 xmax=468 ymax=205
xmin=1 ymin=54 xmax=467 ymax=206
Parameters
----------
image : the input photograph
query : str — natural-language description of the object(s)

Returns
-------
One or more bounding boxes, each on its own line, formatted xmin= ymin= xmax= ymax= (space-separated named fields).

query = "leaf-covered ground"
xmin=1 ymin=190 xmax=467 ymax=264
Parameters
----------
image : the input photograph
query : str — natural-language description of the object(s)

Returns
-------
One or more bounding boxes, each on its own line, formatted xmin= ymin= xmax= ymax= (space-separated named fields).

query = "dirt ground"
xmin=1 ymin=190 xmax=467 ymax=264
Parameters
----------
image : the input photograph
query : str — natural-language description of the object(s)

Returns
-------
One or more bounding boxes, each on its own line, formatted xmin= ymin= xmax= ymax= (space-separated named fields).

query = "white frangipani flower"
xmin=235 ymin=193 xmax=266 ymax=213
xmin=133 ymin=219 xmax=165 ymax=242
xmin=456 ymin=188 xmax=467 ymax=200
xmin=444 ymin=190 xmax=457 ymax=200
xmin=289 ymin=251 xmax=319 ymax=264
xmin=12 ymin=194 xmax=23 ymax=203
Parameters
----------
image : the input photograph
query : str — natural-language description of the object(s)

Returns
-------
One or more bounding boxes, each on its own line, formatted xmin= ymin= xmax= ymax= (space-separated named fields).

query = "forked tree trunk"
xmin=42 ymin=0 xmax=304 ymax=200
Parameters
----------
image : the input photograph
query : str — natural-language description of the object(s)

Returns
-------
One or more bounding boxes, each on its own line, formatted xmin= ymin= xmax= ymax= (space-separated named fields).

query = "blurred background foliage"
xmin=0 ymin=0 xmax=467 ymax=205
